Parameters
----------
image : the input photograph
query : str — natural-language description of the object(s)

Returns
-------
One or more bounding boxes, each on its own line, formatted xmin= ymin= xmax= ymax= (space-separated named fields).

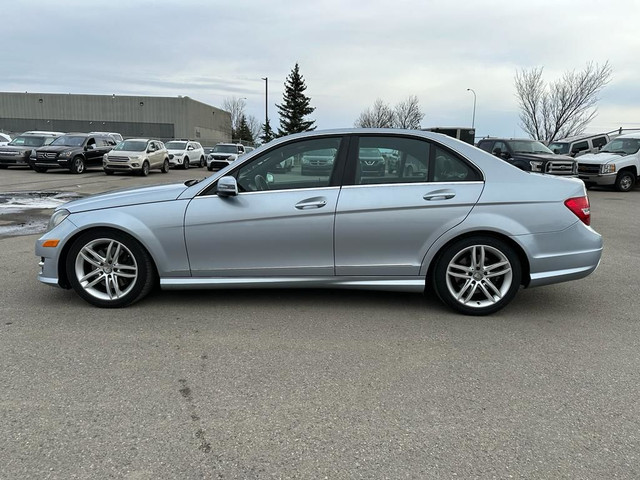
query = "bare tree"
xmin=246 ymin=115 xmax=263 ymax=144
xmin=354 ymin=99 xmax=395 ymax=128
xmin=222 ymin=96 xmax=247 ymax=138
xmin=515 ymin=62 xmax=612 ymax=143
xmin=394 ymin=95 xmax=424 ymax=129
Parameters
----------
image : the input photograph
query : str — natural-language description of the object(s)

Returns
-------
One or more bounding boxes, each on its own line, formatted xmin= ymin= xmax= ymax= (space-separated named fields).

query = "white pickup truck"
xmin=577 ymin=132 xmax=640 ymax=192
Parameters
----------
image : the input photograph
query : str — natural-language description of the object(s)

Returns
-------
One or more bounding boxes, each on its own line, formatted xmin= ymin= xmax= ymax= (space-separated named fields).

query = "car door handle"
xmin=423 ymin=192 xmax=456 ymax=201
xmin=295 ymin=199 xmax=327 ymax=210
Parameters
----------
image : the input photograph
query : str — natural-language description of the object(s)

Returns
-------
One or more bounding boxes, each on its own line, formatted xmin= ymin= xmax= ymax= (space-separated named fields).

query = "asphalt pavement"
xmin=1 ymin=167 xmax=639 ymax=478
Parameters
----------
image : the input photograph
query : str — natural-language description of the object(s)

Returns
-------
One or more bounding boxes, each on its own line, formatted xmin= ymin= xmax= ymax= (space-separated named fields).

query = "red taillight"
xmin=564 ymin=196 xmax=591 ymax=226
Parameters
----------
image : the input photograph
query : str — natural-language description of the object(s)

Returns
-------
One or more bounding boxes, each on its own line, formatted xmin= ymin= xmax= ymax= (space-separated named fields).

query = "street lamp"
xmin=466 ymin=88 xmax=476 ymax=128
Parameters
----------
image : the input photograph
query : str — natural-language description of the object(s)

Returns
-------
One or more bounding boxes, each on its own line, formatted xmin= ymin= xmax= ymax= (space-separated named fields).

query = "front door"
xmin=184 ymin=135 xmax=347 ymax=277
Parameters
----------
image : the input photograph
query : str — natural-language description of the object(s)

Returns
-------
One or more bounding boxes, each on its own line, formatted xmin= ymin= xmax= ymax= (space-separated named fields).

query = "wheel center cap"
xmin=103 ymin=266 xmax=113 ymax=274
xmin=473 ymin=272 xmax=483 ymax=281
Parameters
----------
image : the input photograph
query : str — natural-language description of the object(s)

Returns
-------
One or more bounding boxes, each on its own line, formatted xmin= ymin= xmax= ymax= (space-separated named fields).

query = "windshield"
xmin=548 ymin=142 xmax=570 ymax=155
xmin=600 ymin=138 xmax=640 ymax=155
xmin=9 ymin=136 xmax=47 ymax=147
xmin=113 ymin=140 xmax=147 ymax=152
xmin=165 ymin=141 xmax=187 ymax=150
xmin=213 ymin=144 xmax=238 ymax=153
xmin=507 ymin=140 xmax=553 ymax=154
xmin=51 ymin=135 xmax=86 ymax=147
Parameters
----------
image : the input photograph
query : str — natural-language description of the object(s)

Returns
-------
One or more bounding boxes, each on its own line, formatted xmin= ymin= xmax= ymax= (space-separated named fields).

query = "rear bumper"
xmin=516 ymin=221 xmax=603 ymax=288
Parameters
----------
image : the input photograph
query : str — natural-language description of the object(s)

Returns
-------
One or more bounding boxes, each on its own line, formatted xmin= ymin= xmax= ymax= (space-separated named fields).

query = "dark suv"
xmin=30 ymin=133 xmax=117 ymax=173
xmin=0 ymin=131 xmax=63 ymax=169
xmin=476 ymin=138 xmax=576 ymax=176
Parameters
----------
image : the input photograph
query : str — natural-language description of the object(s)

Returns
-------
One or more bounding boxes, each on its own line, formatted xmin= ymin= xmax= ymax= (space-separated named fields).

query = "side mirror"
xmin=217 ymin=176 xmax=238 ymax=197
xmin=492 ymin=148 xmax=502 ymax=156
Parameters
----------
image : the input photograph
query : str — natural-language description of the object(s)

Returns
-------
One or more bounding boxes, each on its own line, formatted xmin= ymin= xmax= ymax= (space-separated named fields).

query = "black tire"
xmin=615 ymin=170 xmax=635 ymax=192
xmin=199 ymin=156 xmax=205 ymax=168
xmin=65 ymin=229 xmax=157 ymax=308
xmin=104 ymin=169 xmax=114 ymax=175
xmin=140 ymin=161 xmax=150 ymax=176
xmin=161 ymin=159 xmax=169 ymax=173
xmin=207 ymin=165 xmax=213 ymax=172
xmin=33 ymin=166 xmax=48 ymax=173
xmin=431 ymin=236 xmax=522 ymax=316
xmin=183 ymin=157 xmax=190 ymax=170
xmin=70 ymin=156 xmax=86 ymax=174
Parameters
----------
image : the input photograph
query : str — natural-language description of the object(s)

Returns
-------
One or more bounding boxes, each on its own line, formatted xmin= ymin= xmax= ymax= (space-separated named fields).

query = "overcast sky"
xmin=4 ymin=0 xmax=640 ymax=138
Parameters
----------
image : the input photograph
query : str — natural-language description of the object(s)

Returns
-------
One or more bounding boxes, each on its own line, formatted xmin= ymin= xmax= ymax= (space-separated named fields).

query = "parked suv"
xmin=577 ymin=133 xmax=640 ymax=192
xmin=0 ymin=131 xmax=63 ymax=169
xmin=548 ymin=133 xmax=610 ymax=157
xmin=165 ymin=140 xmax=205 ymax=169
xmin=476 ymin=138 xmax=576 ymax=176
xmin=206 ymin=143 xmax=246 ymax=171
xmin=103 ymin=139 xmax=170 ymax=176
xmin=30 ymin=133 xmax=117 ymax=173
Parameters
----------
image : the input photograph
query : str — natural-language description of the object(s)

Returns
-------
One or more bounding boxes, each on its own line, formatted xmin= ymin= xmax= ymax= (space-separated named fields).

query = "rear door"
xmin=334 ymin=134 xmax=484 ymax=276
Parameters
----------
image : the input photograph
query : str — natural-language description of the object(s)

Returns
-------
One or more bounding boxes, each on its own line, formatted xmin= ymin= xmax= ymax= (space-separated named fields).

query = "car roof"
xmin=615 ymin=132 xmax=640 ymax=139
xmin=550 ymin=133 xmax=609 ymax=143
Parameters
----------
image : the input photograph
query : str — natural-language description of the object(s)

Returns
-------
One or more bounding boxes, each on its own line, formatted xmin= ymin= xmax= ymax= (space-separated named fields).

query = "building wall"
xmin=0 ymin=92 xmax=232 ymax=145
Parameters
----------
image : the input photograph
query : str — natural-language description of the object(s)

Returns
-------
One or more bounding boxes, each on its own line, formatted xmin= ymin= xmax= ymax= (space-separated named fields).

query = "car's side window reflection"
xmin=236 ymin=137 xmax=341 ymax=192
xmin=356 ymin=136 xmax=430 ymax=185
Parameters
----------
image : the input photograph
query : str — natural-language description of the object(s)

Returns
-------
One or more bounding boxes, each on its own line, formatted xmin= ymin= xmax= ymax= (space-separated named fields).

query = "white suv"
xmin=165 ymin=140 xmax=205 ymax=169
xmin=206 ymin=143 xmax=246 ymax=171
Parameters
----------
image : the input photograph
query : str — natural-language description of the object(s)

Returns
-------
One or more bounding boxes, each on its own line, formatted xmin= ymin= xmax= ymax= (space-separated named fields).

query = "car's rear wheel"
xmin=70 ymin=156 xmax=86 ymax=174
xmin=432 ymin=236 xmax=521 ymax=315
xmin=66 ymin=229 xmax=156 ymax=308
xmin=140 ymin=161 xmax=150 ymax=176
xmin=615 ymin=170 xmax=635 ymax=192
xmin=183 ymin=157 xmax=189 ymax=170
xmin=161 ymin=159 xmax=169 ymax=173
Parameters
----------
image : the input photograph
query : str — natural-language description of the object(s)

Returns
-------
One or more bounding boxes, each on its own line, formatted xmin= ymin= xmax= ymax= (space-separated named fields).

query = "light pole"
xmin=466 ymin=88 xmax=476 ymax=128
xmin=261 ymin=77 xmax=268 ymax=130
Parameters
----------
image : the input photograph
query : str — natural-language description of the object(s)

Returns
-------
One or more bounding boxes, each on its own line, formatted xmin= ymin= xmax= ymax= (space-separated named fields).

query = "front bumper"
xmin=0 ymin=155 xmax=30 ymax=166
xmin=35 ymin=217 xmax=79 ymax=288
xmin=578 ymin=173 xmax=616 ymax=186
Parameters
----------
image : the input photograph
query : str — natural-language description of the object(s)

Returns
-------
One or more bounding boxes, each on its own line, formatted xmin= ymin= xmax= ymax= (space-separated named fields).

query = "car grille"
xmin=308 ymin=159 xmax=330 ymax=166
xmin=545 ymin=161 xmax=575 ymax=175
xmin=212 ymin=155 xmax=231 ymax=160
xmin=577 ymin=163 xmax=600 ymax=175
xmin=108 ymin=156 xmax=130 ymax=162
xmin=0 ymin=150 xmax=20 ymax=156
xmin=37 ymin=152 xmax=57 ymax=159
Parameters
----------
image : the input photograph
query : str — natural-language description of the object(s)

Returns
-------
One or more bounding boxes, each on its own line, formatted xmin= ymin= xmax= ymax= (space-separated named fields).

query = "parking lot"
xmin=1 ymin=167 xmax=639 ymax=478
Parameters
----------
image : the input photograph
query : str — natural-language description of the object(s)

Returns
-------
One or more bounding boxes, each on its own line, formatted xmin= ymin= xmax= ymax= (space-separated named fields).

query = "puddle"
xmin=0 ymin=191 xmax=82 ymax=213
xmin=0 ymin=191 xmax=83 ymax=238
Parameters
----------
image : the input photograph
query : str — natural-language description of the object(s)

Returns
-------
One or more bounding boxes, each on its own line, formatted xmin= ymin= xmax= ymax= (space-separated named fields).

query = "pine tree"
xmin=276 ymin=63 xmax=316 ymax=136
xmin=237 ymin=115 xmax=254 ymax=144
xmin=260 ymin=118 xmax=276 ymax=144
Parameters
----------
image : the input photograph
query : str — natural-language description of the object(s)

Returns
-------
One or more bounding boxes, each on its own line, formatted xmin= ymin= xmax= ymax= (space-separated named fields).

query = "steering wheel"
xmin=254 ymin=174 xmax=269 ymax=191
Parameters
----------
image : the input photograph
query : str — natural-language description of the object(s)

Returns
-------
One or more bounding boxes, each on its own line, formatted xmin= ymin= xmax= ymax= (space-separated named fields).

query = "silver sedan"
xmin=36 ymin=129 xmax=603 ymax=315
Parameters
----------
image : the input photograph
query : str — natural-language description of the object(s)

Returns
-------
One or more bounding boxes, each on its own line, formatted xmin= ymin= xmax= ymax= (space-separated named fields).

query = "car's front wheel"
xmin=70 ymin=156 xmax=86 ymax=174
xmin=199 ymin=156 xmax=205 ymax=167
xmin=65 ymin=229 xmax=157 ymax=308
xmin=615 ymin=170 xmax=635 ymax=192
xmin=432 ymin=236 xmax=521 ymax=315
xmin=161 ymin=159 xmax=169 ymax=173
xmin=140 ymin=161 xmax=150 ymax=176
xmin=183 ymin=157 xmax=189 ymax=170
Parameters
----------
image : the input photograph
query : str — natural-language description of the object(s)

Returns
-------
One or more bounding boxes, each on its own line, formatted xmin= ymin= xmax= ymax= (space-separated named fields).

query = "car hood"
xmin=577 ymin=152 xmax=625 ymax=164
xmin=38 ymin=145 xmax=82 ymax=153
xmin=513 ymin=152 xmax=574 ymax=162
xmin=62 ymin=183 xmax=189 ymax=214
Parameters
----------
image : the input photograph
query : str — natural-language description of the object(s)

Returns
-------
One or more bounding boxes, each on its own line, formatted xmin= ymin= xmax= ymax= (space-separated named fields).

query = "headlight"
xmin=529 ymin=160 xmax=543 ymax=172
xmin=59 ymin=151 xmax=72 ymax=157
xmin=601 ymin=164 xmax=616 ymax=174
xmin=302 ymin=158 xmax=310 ymax=165
xmin=47 ymin=209 xmax=70 ymax=232
xmin=174 ymin=152 xmax=183 ymax=157
xmin=130 ymin=155 xmax=142 ymax=161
